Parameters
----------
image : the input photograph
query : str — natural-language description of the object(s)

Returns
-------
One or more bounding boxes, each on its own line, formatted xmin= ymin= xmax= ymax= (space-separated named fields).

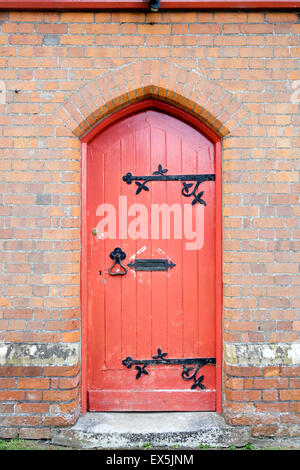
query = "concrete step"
xmin=51 ymin=412 xmax=251 ymax=449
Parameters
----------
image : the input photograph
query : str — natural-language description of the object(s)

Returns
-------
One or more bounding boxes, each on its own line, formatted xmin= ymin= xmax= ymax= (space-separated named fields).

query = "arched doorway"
xmin=81 ymin=99 xmax=222 ymax=412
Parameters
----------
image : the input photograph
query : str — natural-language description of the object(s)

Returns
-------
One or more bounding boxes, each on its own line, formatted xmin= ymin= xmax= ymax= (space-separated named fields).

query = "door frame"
xmin=80 ymin=98 xmax=223 ymax=413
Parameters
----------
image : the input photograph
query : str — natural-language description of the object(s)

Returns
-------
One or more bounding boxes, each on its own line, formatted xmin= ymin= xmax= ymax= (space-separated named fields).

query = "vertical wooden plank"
xmin=104 ymin=141 xmax=122 ymax=369
xmin=196 ymin=144 xmax=216 ymax=358
xmin=181 ymin=141 xmax=199 ymax=358
xmin=135 ymin=122 xmax=152 ymax=359
xmin=150 ymin=124 xmax=168 ymax=356
xmin=86 ymin=141 xmax=106 ymax=388
xmin=120 ymin=131 xmax=137 ymax=360
xmin=165 ymin=132 xmax=183 ymax=358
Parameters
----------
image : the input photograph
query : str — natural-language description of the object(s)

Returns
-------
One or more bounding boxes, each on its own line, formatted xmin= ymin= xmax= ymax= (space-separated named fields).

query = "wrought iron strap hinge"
xmin=122 ymin=164 xmax=215 ymax=206
xmin=122 ymin=347 xmax=216 ymax=390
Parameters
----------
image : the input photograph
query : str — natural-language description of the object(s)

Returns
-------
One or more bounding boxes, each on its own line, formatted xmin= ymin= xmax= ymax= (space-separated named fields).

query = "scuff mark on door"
xmin=128 ymin=246 xmax=147 ymax=261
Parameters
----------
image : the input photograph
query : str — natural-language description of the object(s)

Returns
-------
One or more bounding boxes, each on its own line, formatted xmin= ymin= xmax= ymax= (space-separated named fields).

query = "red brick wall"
xmin=0 ymin=9 xmax=299 ymax=439
xmin=224 ymin=365 xmax=300 ymax=437
xmin=0 ymin=364 xmax=80 ymax=439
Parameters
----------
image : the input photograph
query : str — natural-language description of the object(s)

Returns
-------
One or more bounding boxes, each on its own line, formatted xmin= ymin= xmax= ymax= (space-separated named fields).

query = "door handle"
xmin=108 ymin=247 xmax=128 ymax=276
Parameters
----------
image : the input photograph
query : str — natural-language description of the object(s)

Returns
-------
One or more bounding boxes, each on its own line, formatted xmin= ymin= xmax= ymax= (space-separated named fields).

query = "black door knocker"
xmin=108 ymin=247 xmax=127 ymax=276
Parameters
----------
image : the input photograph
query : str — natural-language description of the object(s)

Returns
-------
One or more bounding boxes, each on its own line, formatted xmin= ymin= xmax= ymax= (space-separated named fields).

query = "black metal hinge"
xmin=122 ymin=347 xmax=216 ymax=390
xmin=123 ymin=164 xmax=215 ymax=206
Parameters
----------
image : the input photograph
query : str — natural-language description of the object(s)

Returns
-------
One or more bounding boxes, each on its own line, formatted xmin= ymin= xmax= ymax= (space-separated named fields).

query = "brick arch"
xmin=55 ymin=60 xmax=249 ymax=139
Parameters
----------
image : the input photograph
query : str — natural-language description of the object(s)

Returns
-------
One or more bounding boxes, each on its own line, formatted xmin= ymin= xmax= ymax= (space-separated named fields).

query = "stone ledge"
xmin=224 ymin=343 xmax=300 ymax=367
xmin=0 ymin=342 xmax=80 ymax=367
xmin=51 ymin=412 xmax=251 ymax=449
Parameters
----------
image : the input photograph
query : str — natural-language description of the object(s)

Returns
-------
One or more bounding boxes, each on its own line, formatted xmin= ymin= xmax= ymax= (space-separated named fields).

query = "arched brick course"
xmin=55 ymin=60 xmax=250 ymax=139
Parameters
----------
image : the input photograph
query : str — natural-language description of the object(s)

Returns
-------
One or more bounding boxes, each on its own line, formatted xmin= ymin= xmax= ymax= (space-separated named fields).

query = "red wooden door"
xmin=86 ymin=108 xmax=217 ymax=411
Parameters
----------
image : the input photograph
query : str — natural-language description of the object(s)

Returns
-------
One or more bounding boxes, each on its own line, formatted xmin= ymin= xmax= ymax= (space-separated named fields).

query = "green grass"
xmin=0 ymin=439 xmax=70 ymax=450
xmin=198 ymin=443 xmax=212 ymax=449
xmin=0 ymin=439 xmax=37 ymax=450
xmin=142 ymin=442 xmax=152 ymax=449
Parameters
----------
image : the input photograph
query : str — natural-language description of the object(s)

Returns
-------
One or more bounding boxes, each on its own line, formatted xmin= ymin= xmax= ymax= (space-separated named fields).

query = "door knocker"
xmin=108 ymin=247 xmax=127 ymax=276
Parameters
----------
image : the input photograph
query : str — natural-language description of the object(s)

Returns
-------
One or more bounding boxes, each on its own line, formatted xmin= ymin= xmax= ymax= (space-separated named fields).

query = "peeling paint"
xmin=128 ymin=246 xmax=147 ymax=261
xmin=156 ymin=248 xmax=172 ymax=261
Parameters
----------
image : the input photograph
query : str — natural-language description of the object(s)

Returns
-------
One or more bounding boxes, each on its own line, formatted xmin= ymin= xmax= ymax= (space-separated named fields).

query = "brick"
xmin=0 ymin=391 xmax=25 ymax=401
xmin=262 ymin=390 xmax=279 ymax=402
xmin=0 ymin=378 xmax=15 ymax=388
xmin=59 ymin=397 xmax=80 ymax=414
xmin=253 ymin=378 xmax=288 ymax=389
xmin=60 ymin=12 xmax=94 ymax=23
xmin=17 ymin=378 xmax=49 ymax=389
xmin=0 ymin=367 xmax=25 ymax=377
xmin=265 ymin=12 xmax=298 ymax=23
xmin=44 ymin=415 xmax=77 ymax=427
xmin=137 ymin=24 xmax=171 ymax=35
xmin=280 ymin=390 xmax=300 ymax=401
xmin=9 ymin=12 xmax=43 ymax=22
xmin=44 ymin=364 xmax=80 ymax=377
xmin=291 ymin=404 xmax=300 ymax=413
xmin=264 ymin=367 xmax=280 ymax=377
xmin=225 ymin=390 xmax=262 ymax=402
xmin=60 ymin=35 xmax=93 ymax=46
xmin=36 ymin=24 xmax=67 ymax=34
xmin=190 ymin=24 xmax=222 ymax=34
xmin=10 ymin=35 xmax=42 ymax=46
xmin=113 ymin=12 xmax=147 ymax=23
xmin=59 ymin=374 xmax=80 ymax=390
xmin=225 ymin=365 xmax=263 ymax=377
xmin=0 ymin=404 xmax=14 ymax=413
xmin=19 ymin=428 xmax=51 ymax=439
xmin=43 ymin=389 xmax=78 ymax=402
xmin=15 ymin=403 xmax=49 ymax=413
xmin=251 ymin=426 xmax=280 ymax=438
xmin=240 ymin=24 xmax=273 ymax=34
xmin=0 ymin=416 xmax=26 ymax=426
